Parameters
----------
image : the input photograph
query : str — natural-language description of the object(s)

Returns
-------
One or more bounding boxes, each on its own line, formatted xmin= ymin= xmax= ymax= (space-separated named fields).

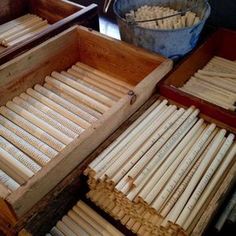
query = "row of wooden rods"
xmin=0 ymin=14 xmax=49 ymax=47
xmin=47 ymin=200 xmax=124 ymax=236
xmin=85 ymin=99 xmax=236 ymax=236
xmin=179 ymin=56 xmax=236 ymax=111
xmin=0 ymin=62 xmax=132 ymax=197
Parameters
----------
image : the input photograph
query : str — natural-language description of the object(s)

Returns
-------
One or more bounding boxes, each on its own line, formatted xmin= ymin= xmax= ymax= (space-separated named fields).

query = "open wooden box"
xmin=17 ymin=92 xmax=236 ymax=236
xmin=0 ymin=25 xmax=172 ymax=234
xmin=160 ymin=28 xmax=236 ymax=131
xmin=0 ymin=0 xmax=99 ymax=65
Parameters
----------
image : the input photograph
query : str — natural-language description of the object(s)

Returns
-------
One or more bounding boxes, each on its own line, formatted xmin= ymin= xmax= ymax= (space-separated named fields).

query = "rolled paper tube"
xmin=0 ymin=136 xmax=41 ymax=173
xmin=6 ymin=101 xmax=73 ymax=145
xmin=100 ymin=105 xmax=176 ymax=181
xmin=177 ymin=133 xmax=235 ymax=227
xmin=75 ymin=62 xmax=133 ymax=90
xmin=62 ymin=215 xmax=89 ymax=236
xmin=5 ymin=24 xmax=49 ymax=47
xmin=137 ymin=115 xmax=199 ymax=202
xmin=20 ymin=93 xmax=84 ymax=135
xmin=88 ymin=99 xmax=163 ymax=172
xmin=77 ymin=201 xmax=124 ymax=236
xmin=13 ymin=96 xmax=78 ymax=139
xmin=0 ymin=114 xmax=58 ymax=157
xmin=2 ymin=20 xmax=48 ymax=45
xmin=50 ymin=227 xmax=65 ymax=236
xmin=51 ymin=71 xmax=115 ymax=107
xmin=68 ymin=209 xmax=101 ymax=236
xmin=0 ymin=147 xmax=34 ymax=183
xmin=0 ymin=169 xmax=20 ymax=191
xmin=113 ymin=107 xmax=186 ymax=185
xmin=66 ymin=69 xmax=124 ymax=98
xmin=183 ymin=143 xmax=236 ymax=230
xmin=56 ymin=221 xmax=77 ymax=236
xmin=44 ymin=82 xmax=101 ymax=120
xmin=198 ymin=70 xmax=236 ymax=79
xmin=59 ymin=71 xmax=119 ymax=101
xmin=0 ymin=14 xmax=35 ymax=34
xmin=0 ymin=182 xmax=10 ymax=198
xmin=107 ymin=106 xmax=183 ymax=183
xmin=151 ymin=123 xmax=216 ymax=211
xmin=93 ymin=101 xmax=168 ymax=179
xmin=26 ymin=88 xmax=90 ymax=129
xmin=72 ymin=64 xmax=129 ymax=94
xmin=45 ymin=76 xmax=109 ymax=114
xmin=0 ymin=123 xmax=51 ymax=166
xmin=35 ymin=84 xmax=97 ymax=123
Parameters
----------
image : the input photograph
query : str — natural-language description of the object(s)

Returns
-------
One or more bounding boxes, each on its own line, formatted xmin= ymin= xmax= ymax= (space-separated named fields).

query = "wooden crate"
xmin=17 ymin=93 xmax=236 ymax=236
xmin=0 ymin=25 xmax=172 ymax=235
xmin=160 ymin=28 xmax=236 ymax=132
xmin=0 ymin=0 xmax=99 ymax=65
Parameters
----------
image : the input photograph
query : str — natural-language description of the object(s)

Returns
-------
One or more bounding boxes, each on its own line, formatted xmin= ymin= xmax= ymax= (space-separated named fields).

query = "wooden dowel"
xmin=151 ymin=123 xmax=216 ymax=211
xmin=50 ymin=227 xmax=65 ymax=236
xmin=67 ymin=68 xmax=125 ymax=98
xmin=198 ymin=70 xmax=236 ymax=79
xmin=38 ymin=84 xmax=97 ymax=123
xmin=0 ymin=123 xmax=51 ymax=166
xmin=76 ymin=62 xmax=133 ymax=90
xmin=0 ymin=169 xmax=20 ymax=191
xmin=0 ymin=181 xmax=11 ymax=198
xmin=7 ymin=101 xmax=73 ymax=145
xmin=0 ymin=113 xmax=59 ymax=157
xmin=183 ymin=143 xmax=236 ymax=230
xmin=13 ymin=96 xmax=78 ymax=140
xmin=0 ymin=136 xmax=41 ymax=173
xmin=26 ymin=88 xmax=90 ymax=129
xmin=21 ymin=92 xmax=85 ymax=135
xmin=51 ymin=71 xmax=115 ymax=107
xmin=56 ymin=221 xmax=77 ymax=236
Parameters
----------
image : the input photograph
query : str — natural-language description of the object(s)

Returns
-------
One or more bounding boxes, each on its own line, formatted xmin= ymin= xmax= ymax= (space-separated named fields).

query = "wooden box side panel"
xmin=76 ymin=27 xmax=165 ymax=86
xmin=0 ymin=0 xmax=29 ymax=24
xmin=0 ymin=28 xmax=80 ymax=106
xmin=28 ymin=0 xmax=83 ymax=24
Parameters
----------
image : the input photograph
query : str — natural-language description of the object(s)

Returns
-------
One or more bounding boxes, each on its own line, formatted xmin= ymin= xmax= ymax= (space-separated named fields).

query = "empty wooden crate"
xmin=0 ymin=0 xmax=98 ymax=64
xmin=0 ymin=25 xmax=172 ymax=234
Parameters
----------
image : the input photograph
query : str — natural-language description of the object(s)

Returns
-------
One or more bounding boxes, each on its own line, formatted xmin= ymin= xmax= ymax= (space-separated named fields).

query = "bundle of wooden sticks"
xmin=85 ymin=99 xmax=236 ymax=235
xmin=125 ymin=5 xmax=200 ymax=29
xmin=179 ymin=56 xmax=236 ymax=111
xmin=0 ymin=14 xmax=49 ymax=47
xmin=0 ymin=62 xmax=131 ymax=197
xmin=47 ymin=200 xmax=124 ymax=236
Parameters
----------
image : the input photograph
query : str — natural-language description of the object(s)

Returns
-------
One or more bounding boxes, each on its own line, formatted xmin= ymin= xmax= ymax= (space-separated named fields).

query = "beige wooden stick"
xmin=76 ymin=62 xmax=133 ymax=90
xmin=0 ymin=111 xmax=60 ymax=156
xmin=44 ymin=82 xmax=102 ymax=120
xmin=183 ymin=143 xmax=236 ymax=230
xmin=213 ymin=56 xmax=236 ymax=70
xmin=0 ymin=147 xmax=34 ymax=182
xmin=207 ymin=61 xmax=236 ymax=74
xmin=67 ymin=69 xmax=125 ymax=98
xmin=198 ymin=70 xmax=236 ymax=79
xmin=0 ymin=169 xmax=20 ymax=191
xmin=68 ymin=209 xmax=101 ymax=235
xmin=36 ymin=84 xmax=97 ymax=123
xmin=6 ymin=101 xmax=73 ymax=145
xmin=177 ymin=133 xmax=235 ymax=226
xmin=56 ymin=221 xmax=77 ymax=236
xmin=13 ymin=96 xmax=78 ymax=140
xmin=151 ymin=123 xmax=216 ymax=211
xmin=45 ymin=76 xmax=109 ymax=114
xmin=20 ymin=92 xmax=84 ymax=135
xmin=26 ymin=88 xmax=90 ymax=129
xmin=50 ymin=227 xmax=65 ymax=236
xmin=0 ymin=123 xmax=51 ymax=166
xmin=0 ymin=182 xmax=11 ymax=198
xmin=51 ymin=72 xmax=115 ymax=107
xmin=0 ymin=136 xmax=41 ymax=173
xmin=62 ymin=215 xmax=89 ymax=236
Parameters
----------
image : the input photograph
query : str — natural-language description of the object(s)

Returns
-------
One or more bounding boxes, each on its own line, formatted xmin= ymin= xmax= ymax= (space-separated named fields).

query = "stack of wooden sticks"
xmin=0 ymin=14 xmax=49 ymax=47
xmin=179 ymin=56 xmax=236 ymax=111
xmin=47 ymin=200 xmax=124 ymax=236
xmin=84 ymin=99 xmax=236 ymax=236
xmin=0 ymin=61 xmax=132 ymax=197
